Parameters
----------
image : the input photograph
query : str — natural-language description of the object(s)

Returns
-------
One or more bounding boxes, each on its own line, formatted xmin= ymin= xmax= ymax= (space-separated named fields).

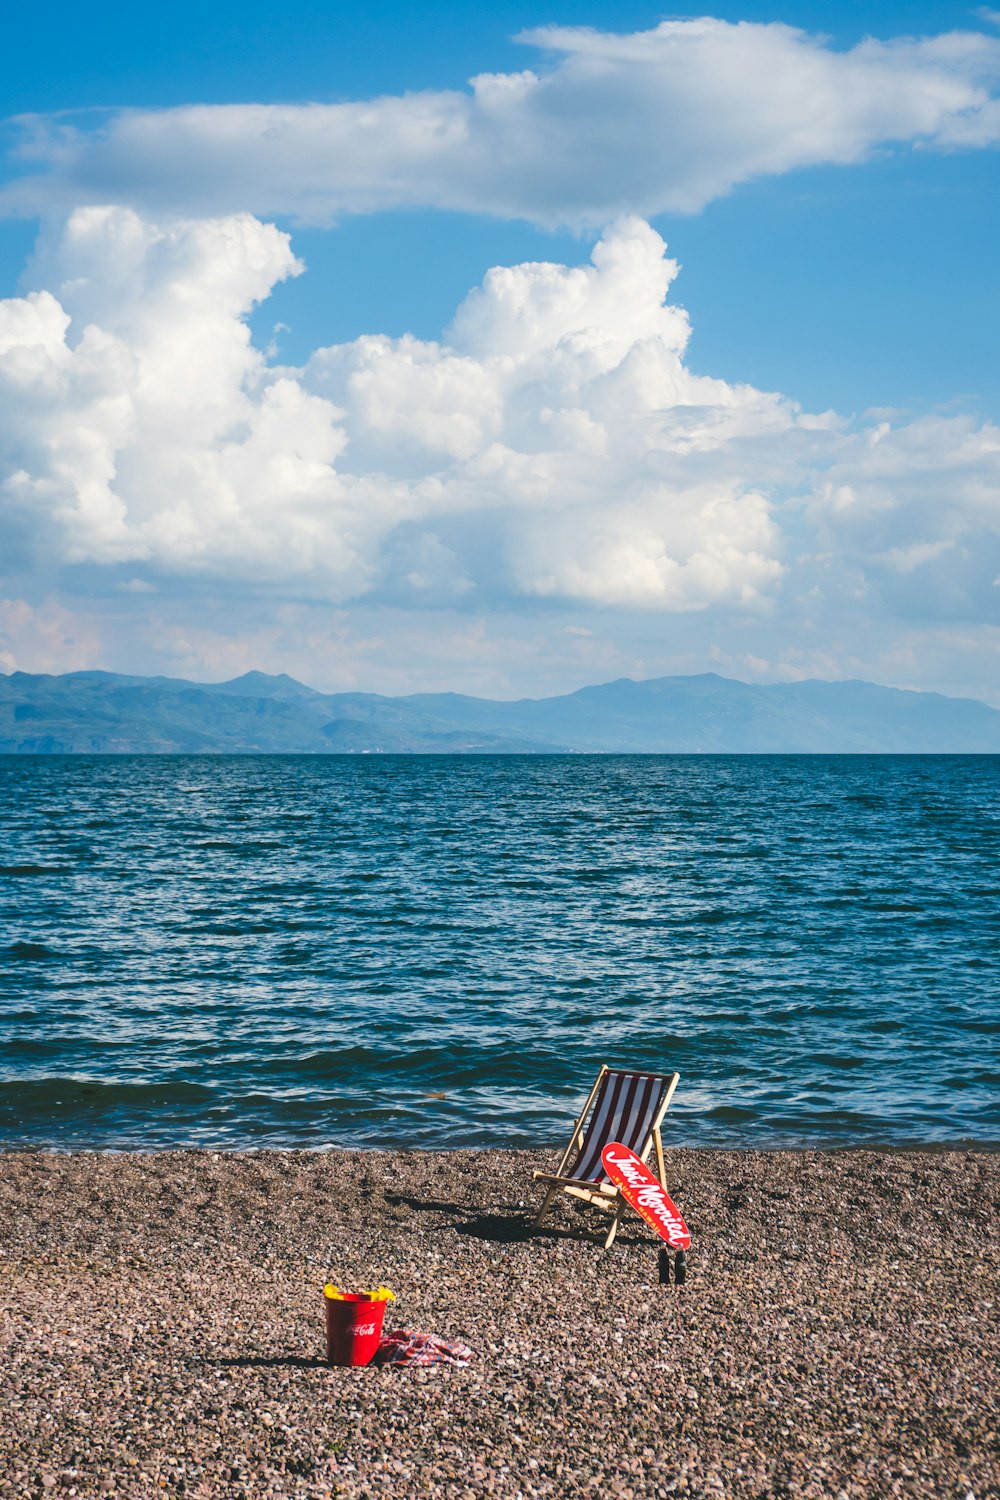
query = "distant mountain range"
xmin=2 ymin=668 xmax=999 ymax=753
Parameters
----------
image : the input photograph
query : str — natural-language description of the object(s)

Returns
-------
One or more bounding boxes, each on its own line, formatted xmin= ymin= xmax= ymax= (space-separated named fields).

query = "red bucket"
xmin=323 ymin=1293 xmax=388 ymax=1367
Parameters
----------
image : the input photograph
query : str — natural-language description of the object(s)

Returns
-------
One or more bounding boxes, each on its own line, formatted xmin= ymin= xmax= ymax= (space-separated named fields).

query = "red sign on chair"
xmin=602 ymin=1142 xmax=691 ymax=1249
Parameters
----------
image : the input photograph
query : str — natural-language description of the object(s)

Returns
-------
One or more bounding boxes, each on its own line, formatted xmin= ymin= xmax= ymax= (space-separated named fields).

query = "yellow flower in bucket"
xmin=324 ymin=1283 xmax=395 ymax=1301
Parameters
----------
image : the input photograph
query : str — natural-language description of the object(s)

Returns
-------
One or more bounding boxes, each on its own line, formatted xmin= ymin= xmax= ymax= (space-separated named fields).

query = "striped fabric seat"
xmin=531 ymin=1063 xmax=680 ymax=1249
xmin=567 ymin=1070 xmax=672 ymax=1185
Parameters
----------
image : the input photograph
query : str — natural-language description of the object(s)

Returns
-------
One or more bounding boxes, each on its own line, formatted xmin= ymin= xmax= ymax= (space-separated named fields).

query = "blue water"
xmin=0 ymin=754 xmax=997 ymax=1151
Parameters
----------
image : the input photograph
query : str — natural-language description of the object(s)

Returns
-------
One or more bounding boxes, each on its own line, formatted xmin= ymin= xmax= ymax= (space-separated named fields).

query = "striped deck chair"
xmin=532 ymin=1065 xmax=680 ymax=1249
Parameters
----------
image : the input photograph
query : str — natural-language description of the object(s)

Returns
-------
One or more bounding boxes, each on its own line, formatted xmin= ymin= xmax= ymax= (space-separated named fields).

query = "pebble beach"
xmin=1 ymin=1147 xmax=996 ymax=1499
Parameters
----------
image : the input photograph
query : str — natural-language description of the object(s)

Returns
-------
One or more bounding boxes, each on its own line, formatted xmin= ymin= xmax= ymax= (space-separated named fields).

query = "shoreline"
xmin=3 ymin=1136 xmax=999 ymax=1156
xmin=2 ymin=1146 xmax=997 ymax=1498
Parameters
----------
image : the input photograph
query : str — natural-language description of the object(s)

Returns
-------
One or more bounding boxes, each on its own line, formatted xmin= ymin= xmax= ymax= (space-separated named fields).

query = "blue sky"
xmin=1 ymin=2 xmax=998 ymax=701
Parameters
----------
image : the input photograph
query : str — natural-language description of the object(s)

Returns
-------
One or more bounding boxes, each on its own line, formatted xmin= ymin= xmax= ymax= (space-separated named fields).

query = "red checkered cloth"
xmin=375 ymin=1329 xmax=473 ymax=1368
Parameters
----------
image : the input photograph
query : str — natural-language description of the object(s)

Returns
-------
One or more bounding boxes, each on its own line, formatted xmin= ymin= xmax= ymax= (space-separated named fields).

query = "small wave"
xmin=265 ymin=1043 xmax=555 ymax=1089
xmin=0 ymin=1077 xmax=219 ymax=1133
xmin=0 ymin=864 xmax=69 ymax=877
xmin=5 ymin=941 xmax=58 ymax=960
xmin=703 ymin=1104 xmax=758 ymax=1122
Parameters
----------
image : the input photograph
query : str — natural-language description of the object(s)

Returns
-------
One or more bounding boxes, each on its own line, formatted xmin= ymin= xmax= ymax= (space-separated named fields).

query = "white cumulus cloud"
xmin=5 ymin=19 xmax=1000 ymax=225
xmin=1 ymin=208 xmax=807 ymax=613
xmin=0 ymin=205 xmax=998 ymax=700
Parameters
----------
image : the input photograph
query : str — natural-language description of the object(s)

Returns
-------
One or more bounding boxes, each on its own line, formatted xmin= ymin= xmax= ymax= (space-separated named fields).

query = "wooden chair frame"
xmin=532 ymin=1064 xmax=680 ymax=1249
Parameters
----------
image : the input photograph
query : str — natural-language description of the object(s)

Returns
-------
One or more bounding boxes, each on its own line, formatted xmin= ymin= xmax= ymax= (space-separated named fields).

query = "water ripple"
xmin=0 ymin=753 xmax=998 ymax=1149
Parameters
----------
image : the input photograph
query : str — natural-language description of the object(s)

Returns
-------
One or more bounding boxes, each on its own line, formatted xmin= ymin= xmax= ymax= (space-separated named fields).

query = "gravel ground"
xmin=0 ymin=1148 xmax=997 ymax=1499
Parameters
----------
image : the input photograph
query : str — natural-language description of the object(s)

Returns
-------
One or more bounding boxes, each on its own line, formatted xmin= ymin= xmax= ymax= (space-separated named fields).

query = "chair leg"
xmin=653 ymin=1127 xmax=667 ymax=1189
xmin=533 ymin=1184 xmax=559 ymax=1230
xmin=603 ymin=1200 xmax=625 ymax=1250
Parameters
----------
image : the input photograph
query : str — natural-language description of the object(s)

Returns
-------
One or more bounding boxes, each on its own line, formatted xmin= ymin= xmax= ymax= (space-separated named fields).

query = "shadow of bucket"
xmin=323 ymin=1293 xmax=388 ymax=1366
